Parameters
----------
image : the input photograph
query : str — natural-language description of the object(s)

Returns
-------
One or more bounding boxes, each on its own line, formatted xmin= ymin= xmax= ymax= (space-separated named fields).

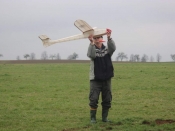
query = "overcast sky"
xmin=1 ymin=0 xmax=175 ymax=61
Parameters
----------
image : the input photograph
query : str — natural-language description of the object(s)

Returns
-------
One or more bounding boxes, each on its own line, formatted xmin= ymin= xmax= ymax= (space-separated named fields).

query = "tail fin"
xmin=38 ymin=35 xmax=51 ymax=47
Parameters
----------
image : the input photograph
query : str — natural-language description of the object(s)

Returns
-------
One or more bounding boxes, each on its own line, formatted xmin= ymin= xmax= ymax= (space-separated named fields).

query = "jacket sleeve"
xmin=107 ymin=39 xmax=116 ymax=56
xmin=87 ymin=43 xmax=96 ymax=59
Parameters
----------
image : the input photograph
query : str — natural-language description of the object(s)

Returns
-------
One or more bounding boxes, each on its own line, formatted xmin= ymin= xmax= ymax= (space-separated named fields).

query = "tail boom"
xmin=39 ymin=34 xmax=85 ymax=47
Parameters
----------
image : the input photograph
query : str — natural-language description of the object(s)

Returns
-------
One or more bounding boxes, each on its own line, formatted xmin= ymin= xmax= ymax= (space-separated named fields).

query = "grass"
xmin=0 ymin=62 xmax=175 ymax=131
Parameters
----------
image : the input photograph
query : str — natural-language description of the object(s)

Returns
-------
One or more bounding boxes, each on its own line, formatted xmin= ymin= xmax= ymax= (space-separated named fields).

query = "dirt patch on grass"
xmin=62 ymin=119 xmax=175 ymax=131
xmin=155 ymin=119 xmax=175 ymax=125
xmin=142 ymin=119 xmax=175 ymax=125
xmin=142 ymin=120 xmax=151 ymax=125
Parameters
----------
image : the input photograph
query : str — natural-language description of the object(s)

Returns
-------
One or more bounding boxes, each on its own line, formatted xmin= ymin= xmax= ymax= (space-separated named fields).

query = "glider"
xmin=39 ymin=19 xmax=111 ymax=47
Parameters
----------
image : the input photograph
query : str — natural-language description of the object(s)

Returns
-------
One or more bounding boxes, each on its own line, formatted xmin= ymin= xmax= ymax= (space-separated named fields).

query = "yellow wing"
xmin=74 ymin=19 xmax=93 ymax=33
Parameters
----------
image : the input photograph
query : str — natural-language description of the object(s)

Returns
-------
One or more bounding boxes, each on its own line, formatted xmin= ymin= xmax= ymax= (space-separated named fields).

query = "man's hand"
xmin=106 ymin=29 xmax=112 ymax=40
xmin=88 ymin=35 xmax=94 ymax=44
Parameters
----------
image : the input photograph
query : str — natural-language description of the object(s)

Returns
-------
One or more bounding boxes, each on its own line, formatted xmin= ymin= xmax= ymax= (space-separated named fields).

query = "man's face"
xmin=93 ymin=36 xmax=102 ymax=44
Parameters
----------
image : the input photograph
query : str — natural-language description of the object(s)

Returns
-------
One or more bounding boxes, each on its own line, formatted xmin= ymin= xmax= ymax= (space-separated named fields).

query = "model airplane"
xmin=39 ymin=19 xmax=111 ymax=47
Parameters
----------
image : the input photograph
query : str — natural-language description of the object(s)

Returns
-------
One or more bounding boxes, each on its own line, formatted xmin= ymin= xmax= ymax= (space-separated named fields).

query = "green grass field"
xmin=0 ymin=62 xmax=175 ymax=131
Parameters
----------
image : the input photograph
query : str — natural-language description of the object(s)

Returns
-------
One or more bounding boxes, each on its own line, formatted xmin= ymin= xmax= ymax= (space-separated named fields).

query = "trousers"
xmin=89 ymin=79 xmax=112 ymax=109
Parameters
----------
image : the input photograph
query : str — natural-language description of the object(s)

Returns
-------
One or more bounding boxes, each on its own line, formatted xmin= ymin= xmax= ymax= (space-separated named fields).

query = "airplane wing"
xmin=74 ymin=19 xmax=94 ymax=33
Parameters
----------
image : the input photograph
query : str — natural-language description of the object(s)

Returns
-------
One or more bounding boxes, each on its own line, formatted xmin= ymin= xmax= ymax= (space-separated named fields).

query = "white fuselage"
xmin=39 ymin=28 xmax=106 ymax=47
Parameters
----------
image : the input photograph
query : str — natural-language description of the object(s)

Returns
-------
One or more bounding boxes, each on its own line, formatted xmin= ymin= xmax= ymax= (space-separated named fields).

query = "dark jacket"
xmin=87 ymin=39 xmax=116 ymax=80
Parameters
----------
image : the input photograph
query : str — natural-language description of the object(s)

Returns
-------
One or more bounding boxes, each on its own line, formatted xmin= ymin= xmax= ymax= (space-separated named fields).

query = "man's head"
xmin=93 ymin=36 xmax=103 ymax=44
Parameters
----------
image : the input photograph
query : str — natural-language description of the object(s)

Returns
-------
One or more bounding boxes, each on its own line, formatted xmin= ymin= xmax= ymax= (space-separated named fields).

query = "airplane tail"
xmin=39 ymin=34 xmax=85 ymax=47
xmin=38 ymin=35 xmax=51 ymax=47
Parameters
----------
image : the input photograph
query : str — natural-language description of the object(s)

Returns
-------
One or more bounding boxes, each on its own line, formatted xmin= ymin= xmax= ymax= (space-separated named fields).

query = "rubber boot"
xmin=90 ymin=110 xmax=97 ymax=123
xmin=102 ymin=109 xmax=110 ymax=122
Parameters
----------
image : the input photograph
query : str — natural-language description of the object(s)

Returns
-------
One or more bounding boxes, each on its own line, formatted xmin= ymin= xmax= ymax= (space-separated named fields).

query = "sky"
xmin=0 ymin=0 xmax=175 ymax=61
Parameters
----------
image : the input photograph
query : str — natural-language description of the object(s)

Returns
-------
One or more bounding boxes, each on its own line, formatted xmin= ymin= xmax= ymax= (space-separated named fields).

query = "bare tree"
xmin=41 ymin=51 xmax=48 ymax=60
xmin=73 ymin=53 xmax=78 ymax=59
xmin=0 ymin=54 xmax=3 ymax=58
xmin=56 ymin=53 xmax=61 ymax=60
xmin=129 ymin=54 xmax=135 ymax=62
xmin=141 ymin=54 xmax=148 ymax=62
xmin=150 ymin=56 xmax=154 ymax=62
xmin=24 ymin=54 xmax=30 ymax=60
xmin=16 ymin=56 xmax=20 ymax=60
xmin=156 ymin=53 xmax=162 ymax=62
xmin=68 ymin=52 xmax=78 ymax=60
xmin=129 ymin=54 xmax=140 ymax=62
xmin=134 ymin=54 xmax=140 ymax=62
xmin=30 ymin=53 xmax=36 ymax=60
xmin=116 ymin=52 xmax=128 ymax=61
xmin=171 ymin=54 xmax=175 ymax=61
xmin=50 ymin=54 xmax=56 ymax=60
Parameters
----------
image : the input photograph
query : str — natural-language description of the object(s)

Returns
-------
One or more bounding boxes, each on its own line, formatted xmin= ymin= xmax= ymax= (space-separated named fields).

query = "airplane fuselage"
xmin=39 ymin=19 xmax=108 ymax=47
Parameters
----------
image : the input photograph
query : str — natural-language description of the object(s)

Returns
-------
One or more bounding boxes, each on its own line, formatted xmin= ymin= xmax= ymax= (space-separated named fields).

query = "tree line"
xmin=0 ymin=53 xmax=175 ymax=62
xmin=16 ymin=51 xmax=78 ymax=60
xmin=116 ymin=52 xmax=166 ymax=62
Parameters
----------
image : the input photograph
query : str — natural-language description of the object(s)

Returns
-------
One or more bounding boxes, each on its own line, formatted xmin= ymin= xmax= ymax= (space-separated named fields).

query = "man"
xmin=87 ymin=29 xmax=116 ymax=123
